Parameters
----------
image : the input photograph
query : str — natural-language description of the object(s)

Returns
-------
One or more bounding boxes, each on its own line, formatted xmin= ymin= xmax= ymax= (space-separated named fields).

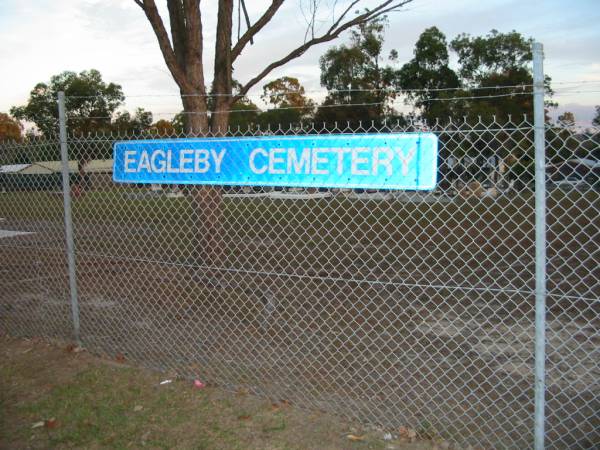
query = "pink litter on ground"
xmin=194 ymin=379 xmax=205 ymax=389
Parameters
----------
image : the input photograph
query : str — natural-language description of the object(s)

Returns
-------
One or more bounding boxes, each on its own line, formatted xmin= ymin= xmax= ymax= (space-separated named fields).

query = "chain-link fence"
xmin=1 ymin=116 xmax=598 ymax=449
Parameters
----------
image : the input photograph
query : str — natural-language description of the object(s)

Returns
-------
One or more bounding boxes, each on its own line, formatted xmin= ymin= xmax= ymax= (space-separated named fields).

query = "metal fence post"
xmin=532 ymin=42 xmax=547 ymax=450
xmin=58 ymin=91 xmax=81 ymax=345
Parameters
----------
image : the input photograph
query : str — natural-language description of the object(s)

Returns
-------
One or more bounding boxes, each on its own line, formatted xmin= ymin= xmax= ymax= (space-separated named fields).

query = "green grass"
xmin=1 ymin=336 xmax=426 ymax=450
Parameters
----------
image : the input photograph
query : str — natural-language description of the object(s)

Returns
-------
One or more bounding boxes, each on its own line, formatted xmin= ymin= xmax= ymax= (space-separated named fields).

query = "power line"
xmin=68 ymin=91 xmax=538 ymax=121
xmin=65 ymin=83 xmax=536 ymax=100
xmin=63 ymin=80 xmax=600 ymax=102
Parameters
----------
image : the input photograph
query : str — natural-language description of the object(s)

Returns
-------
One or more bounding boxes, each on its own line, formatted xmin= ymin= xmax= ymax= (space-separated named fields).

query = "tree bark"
xmin=211 ymin=0 xmax=234 ymax=135
xmin=181 ymin=93 xmax=209 ymax=135
xmin=191 ymin=0 xmax=234 ymax=272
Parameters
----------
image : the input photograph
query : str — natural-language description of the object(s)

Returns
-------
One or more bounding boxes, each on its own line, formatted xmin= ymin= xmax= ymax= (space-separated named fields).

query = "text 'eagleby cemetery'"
xmin=113 ymin=133 xmax=438 ymax=190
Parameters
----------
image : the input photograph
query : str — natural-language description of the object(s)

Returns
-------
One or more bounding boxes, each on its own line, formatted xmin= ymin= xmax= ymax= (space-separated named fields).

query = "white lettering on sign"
xmin=245 ymin=146 xmax=414 ymax=177
xmin=395 ymin=146 xmax=416 ymax=176
xmin=124 ymin=148 xmax=227 ymax=175
xmin=211 ymin=149 xmax=225 ymax=173
xmin=122 ymin=145 xmax=417 ymax=178
xmin=373 ymin=147 xmax=393 ymax=176
xmin=114 ymin=134 xmax=438 ymax=190
xmin=249 ymin=148 xmax=268 ymax=174
xmin=124 ymin=150 xmax=137 ymax=172
xmin=311 ymin=149 xmax=329 ymax=175
xmin=269 ymin=148 xmax=286 ymax=174
xmin=179 ymin=149 xmax=194 ymax=173
xmin=351 ymin=148 xmax=369 ymax=175
xmin=194 ymin=149 xmax=210 ymax=173
xmin=287 ymin=148 xmax=310 ymax=174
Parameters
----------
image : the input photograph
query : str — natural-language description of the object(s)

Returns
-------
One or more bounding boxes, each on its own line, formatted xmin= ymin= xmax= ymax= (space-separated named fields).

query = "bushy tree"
xmin=0 ymin=113 xmax=23 ymax=143
xmin=11 ymin=69 xmax=124 ymax=137
xmin=112 ymin=108 xmax=153 ymax=134
xmin=258 ymin=76 xmax=314 ymax=128
xmin=11 ymin=70 xmax=125 ymax=192
xmin=150 ymin=119 xmax=176 ymax=136
xmin=315 ymin=17 xmax=399 ymax=126
xmin=397 ymin=26 xmax=461 ymax=124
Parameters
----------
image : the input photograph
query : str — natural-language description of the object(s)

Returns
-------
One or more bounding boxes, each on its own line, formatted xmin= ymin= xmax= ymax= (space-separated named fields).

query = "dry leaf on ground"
xmin=346 ymin=434 xmax=365 ymax=441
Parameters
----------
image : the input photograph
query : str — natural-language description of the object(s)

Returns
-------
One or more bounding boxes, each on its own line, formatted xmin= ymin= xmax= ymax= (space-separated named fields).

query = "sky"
xmin=1 ymin=0 xmax=599 ymax=126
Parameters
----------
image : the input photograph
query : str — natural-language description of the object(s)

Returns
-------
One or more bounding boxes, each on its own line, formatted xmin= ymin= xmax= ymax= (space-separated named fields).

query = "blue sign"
xmin=113 ymin=133 xmax=438 ymax=190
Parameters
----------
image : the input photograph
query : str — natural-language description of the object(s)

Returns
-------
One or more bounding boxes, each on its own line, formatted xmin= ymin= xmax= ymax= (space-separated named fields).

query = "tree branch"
xmin=327 ymin=0 xmax=360 ymax=34
xmin=231 ymin=0 xmax=285 ymax=62
xmin=134 ymin=0 xmax=190 ymax=90
xmin=233 ymin=0 xmax=413 ymax=103
xmin=168 ymin=0 xmax=187 ymax=68
xmin=183 ymin=0 xmax=203 ymax=74
xmin=239 ymin=0 xmax=253 ymax=44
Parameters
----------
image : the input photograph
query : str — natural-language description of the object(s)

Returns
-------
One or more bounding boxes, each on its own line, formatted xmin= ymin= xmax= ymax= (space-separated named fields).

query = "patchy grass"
xmin=0 ymin=335 xmax=434 ymax=450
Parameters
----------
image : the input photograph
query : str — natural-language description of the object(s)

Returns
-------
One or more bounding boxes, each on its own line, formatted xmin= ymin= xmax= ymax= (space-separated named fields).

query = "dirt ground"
xmin=1 ymin=190 xmax=598 ymax=449
xmin=0 ymin=335 xmax=439 ymax=450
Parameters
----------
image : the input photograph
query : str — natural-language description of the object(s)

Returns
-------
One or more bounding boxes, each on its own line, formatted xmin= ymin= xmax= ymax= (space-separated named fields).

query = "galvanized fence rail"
xmin=1 ymin=52 xmax=599 ymax=449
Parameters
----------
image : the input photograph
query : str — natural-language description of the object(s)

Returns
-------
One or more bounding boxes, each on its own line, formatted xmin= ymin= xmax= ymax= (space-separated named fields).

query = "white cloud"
xmin=1 ymin=0 xmax=599 ymax=125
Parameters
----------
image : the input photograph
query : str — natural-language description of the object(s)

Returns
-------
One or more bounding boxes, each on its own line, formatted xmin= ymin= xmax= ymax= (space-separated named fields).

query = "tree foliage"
xmin=0 ymin=113 xmax=23 ymax=143
xmin=397 ymin=26 xmax=460 ymax=123
xmin=112 ymin=108 xmax=153 ymax=134
xmin=259 ymin=76 xmax=314 ymax=127
xmin=10 ymin=69 xmax=124 ymax=137
xmin=450 ymin=30 xmax=533 ymax=84
xmin=593 ymin=106 xmax=600 ymax=127
xmin=397 ymin=28 xmax=553 ymax=124
xmin=133 ymin=0 xmax=413 ymax=134
xmin=315 ymin=17 xmax=399 ymax=125
xmin=150 ymin=119 xmax=176 ymax=136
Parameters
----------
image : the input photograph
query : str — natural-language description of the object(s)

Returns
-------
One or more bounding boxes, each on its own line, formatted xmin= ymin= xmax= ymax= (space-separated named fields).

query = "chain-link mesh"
xmin=1 ymin=119 xmax=598 ymax=449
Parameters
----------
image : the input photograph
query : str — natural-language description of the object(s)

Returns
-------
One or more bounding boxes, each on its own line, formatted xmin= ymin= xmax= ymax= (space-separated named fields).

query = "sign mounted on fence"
xmin=113 ymin=133 xmax=438 ymax=190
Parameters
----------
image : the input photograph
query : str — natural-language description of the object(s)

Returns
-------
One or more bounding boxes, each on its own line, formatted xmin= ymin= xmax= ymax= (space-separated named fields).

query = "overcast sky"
xmin=1 ymin=0 xmax=599 ymax=125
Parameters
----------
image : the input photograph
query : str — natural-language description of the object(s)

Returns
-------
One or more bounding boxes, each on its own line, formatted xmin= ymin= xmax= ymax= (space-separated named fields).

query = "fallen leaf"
xmin=115 ymin=353 xmax=126 ymax=363
xmin=270 ymin=403 xmax=280 ymax=411
xmin=45 ymin=418 xmax=58 ymax=429
xmin=134 ymin=405 xmax=143 ymax=412
xmin=65 ymin=344 xmax=76 ymax=353
xmin=236 ymin=388 xmax=249 ymax=396
xmin=398 ymin=426 xmax=408 ymax=437
xmin=31 ymin=421 xmax=44 ymax=429
xmin=238 ymin=415 xmax=251 ymax=421
xmin=347 ymin=434 xmax=365 ymax=441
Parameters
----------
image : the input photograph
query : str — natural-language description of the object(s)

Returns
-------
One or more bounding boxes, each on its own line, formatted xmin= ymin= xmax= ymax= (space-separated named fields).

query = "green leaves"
xmin=10 ymin=69 xmax=125 ymax=137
